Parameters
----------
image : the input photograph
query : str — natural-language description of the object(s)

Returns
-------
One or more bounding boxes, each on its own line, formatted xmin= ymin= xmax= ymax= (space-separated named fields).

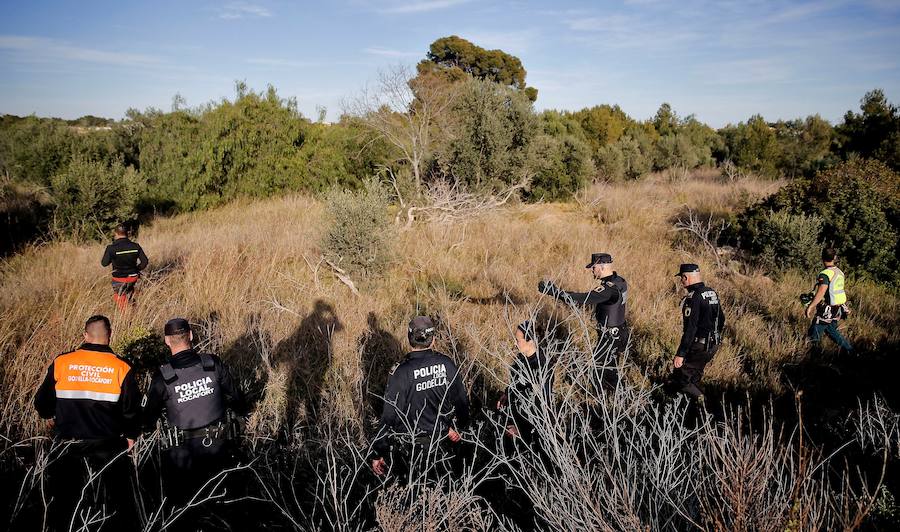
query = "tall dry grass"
xmin=1 ymin=172 xmax=898 ymax=441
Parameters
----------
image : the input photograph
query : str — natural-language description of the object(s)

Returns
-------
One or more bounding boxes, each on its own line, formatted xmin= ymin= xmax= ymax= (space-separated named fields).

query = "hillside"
xmin=3 ymin=172 xmax=898 ymax=441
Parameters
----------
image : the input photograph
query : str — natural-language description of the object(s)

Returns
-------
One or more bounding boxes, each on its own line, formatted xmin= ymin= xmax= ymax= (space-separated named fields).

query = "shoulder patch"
xmin=388 ymin=362 xmax=400 ymax=376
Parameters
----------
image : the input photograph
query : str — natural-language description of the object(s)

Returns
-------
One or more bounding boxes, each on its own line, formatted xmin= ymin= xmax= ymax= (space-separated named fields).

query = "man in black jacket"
xmin=34 ymin=315 xmax=141 ymax=530
xmin=142 ymin=318 xmax=246 ymax=506
xmin=100 ymin=224 xmax=148 ymax=311
xmin=539 ymin=252 xmax=629 ymax=392
xmin=668 ymin=264 xmax=725 ymax=400
xmin=371 ymin=316 xmax=469 ymax=481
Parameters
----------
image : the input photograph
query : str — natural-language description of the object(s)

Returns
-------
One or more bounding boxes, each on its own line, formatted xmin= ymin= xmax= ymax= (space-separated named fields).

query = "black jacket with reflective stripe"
xmin=142 ymin=349 xmax=246 ymax=431
xmin=34 ymin=343 xmax=142 ymax=440
xmin=101 ymin=237 xmax=148 ymax=277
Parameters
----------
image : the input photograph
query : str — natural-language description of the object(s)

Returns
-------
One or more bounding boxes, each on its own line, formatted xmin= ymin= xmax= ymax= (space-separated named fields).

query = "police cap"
xmin=675 ymin=263 xmax=700 ymax=276
xmin=408 ymin=316 xmax=435 ymax=345
xmin=585 ymin=253 xmax=613 ymax=268
xmin=164 ymin=318 xmax=191 ymax=336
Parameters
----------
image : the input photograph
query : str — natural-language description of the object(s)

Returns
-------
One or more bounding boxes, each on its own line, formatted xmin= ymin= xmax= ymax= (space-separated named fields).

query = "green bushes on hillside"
xmin=736 ymin=159 xmax=900 ymax=283
xmin=50 ymin=158 xmax=144 ymax=240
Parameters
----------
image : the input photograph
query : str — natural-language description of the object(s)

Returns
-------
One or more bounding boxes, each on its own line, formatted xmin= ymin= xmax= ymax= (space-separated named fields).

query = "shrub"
xmin=736 ymin=159 xmax=899 ymax=282
xmin=526 ymin=134 xmax=594 ymax=200
xmin=595 ymin=144 xmax=625 ymax=181
xmin=321 ymin=179 xmax=394 ymax=278
xmin=49 ymin=157 xmax=144 ymax=240
xmin=439 ymin=78 xmax=538 ymax=191
xmin=755 ymin=211 xmax=823 ymax=271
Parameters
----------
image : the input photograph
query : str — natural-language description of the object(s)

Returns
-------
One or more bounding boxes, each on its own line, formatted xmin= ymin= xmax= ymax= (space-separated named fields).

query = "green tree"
xmin=719 ymin=115 xmax=781 ymax=177
xmin=439 ymin=78 xmax=539 ymax=191
xmin=418 ymin=35 xmax=538 ymax=101
xmin=571 ymin=105 xmax=632 ymax=155
xmin=773 ymin=115 xmax=834 ymax=178
xmin=836 ymin=89 xmax=900 ymax=170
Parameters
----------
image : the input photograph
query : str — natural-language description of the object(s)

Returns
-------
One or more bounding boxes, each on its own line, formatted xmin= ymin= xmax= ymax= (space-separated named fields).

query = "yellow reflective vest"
xmin=819 ymin=266 xmax=847 ymax=306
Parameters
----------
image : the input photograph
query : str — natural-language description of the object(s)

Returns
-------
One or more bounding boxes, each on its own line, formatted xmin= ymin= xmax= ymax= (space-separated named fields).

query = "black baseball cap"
xmin=675 ymin=263 xmax=700 ymax=276
xmin=408 ymin=316 xmax=436 ymax=347
xmin=164 ymin=318 xmax=191 ymax=336
xmin=585 ymin=253 xmax=613 ymax=268
xmin=408 ymin=316 xmax=435 ymax=336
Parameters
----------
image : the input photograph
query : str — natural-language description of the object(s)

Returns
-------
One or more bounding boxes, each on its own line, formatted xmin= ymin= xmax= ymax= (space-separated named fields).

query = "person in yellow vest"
xmin=33 ymin=315 xmax=141 ymax=530
xmin=805 ymin=248 xmax=853 ymax=353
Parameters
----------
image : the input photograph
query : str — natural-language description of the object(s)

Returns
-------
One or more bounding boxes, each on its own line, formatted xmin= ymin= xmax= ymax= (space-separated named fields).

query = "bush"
xmin=755 ymin=211 xmax=823 ymax=271
xmin=49 ymin=157 xmax=144 ymax=240
xmin=321 ymin=179 xmax=394 ymax=278
xmin=736 ymin=159 xmax=899 ymax=282
xmin=0 ymin=179 xmax=52 ymax=255
xmin=595 ymin=144 xmax=625 ymax=181
xmin=439 ymin=78 xmax=538 ymax=191
xmin=526 ymin=134 xmax=594 ymax=200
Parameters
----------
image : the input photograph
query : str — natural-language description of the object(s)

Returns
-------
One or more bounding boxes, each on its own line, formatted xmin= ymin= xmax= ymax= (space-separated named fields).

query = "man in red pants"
xmin=101 ymin=224 xmax=148 ymax=311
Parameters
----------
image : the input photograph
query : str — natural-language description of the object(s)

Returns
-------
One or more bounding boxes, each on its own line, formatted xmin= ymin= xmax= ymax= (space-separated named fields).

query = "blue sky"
xmin=1 ymin=0 xmax=898 ymax=127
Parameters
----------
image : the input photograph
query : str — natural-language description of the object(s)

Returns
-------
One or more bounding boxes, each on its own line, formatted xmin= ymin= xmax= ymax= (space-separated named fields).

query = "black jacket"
xmin=375 ymin=349 xmax=469 ymax=455
xmin=101 ymin=237 xmax=148 ymax=277
xmin=547 ymin=273 xmax=628 ymax=328
xmin=506 ymin=351 xmax=555 ymax=434
xmin=142 ymin=349 xmax=246 ymax=431
xmin=677 ymin=282 xmax=726 ymax=357
xmin=34 ymin=343 xmax=142 ymax=440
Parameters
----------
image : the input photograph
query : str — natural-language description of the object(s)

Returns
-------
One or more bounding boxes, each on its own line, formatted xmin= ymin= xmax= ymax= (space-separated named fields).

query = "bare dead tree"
xmin=673 ymin=208 xmax=730 ymax=270
xmin=345 ymin=65 xmax=459 ymax=192
xmin=396 ymin=178 xmax=527 ymax=228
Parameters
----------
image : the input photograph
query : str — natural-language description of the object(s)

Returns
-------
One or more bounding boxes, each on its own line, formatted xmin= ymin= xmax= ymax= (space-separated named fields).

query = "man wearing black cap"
xmin=371 ymin=316 xmax=470 ymax=480
xmin=538 ymin=253 xmax=629 ymax=391
xmin=100 ymin=224 xmax=148 ymax=311
xmin=142 ymin=318 xmax=246 ymax=505
xmin=668 ymin=264 xmax=725 ymax=400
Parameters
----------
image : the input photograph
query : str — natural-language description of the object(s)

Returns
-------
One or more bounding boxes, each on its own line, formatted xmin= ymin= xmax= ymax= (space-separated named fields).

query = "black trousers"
xmin=46 ymin=439 xmax=136 ymax=532
xmin=668 ymin=343 xmax=718 ymax=399
xmin=593 ymin=323 xmax=630 ymax=392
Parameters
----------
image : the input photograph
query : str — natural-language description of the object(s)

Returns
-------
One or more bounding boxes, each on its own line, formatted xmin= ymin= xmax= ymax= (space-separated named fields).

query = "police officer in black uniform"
xmin=539 ymin=253 xmax=629 ymax=391
xmin=100 ymin=224 xmax=148 ymax=310
xmin=668 ymin=264 xmax=725 ymax=400
xmin=371 ymin=316 xmax=469 ymax=480
xmin=142 ymin=318 xmax=246 ymax=506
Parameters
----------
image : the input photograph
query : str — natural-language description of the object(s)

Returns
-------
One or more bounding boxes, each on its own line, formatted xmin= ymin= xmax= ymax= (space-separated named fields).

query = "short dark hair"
xmin=84 ymin=315 xmax=111 ymax=335
xmin=168 ymin=331 xmax=191 ymax=345
xmin=114 ymin=223 xmax=129 ymax=236
xmin=822 ymin=247 xmax=837 ymax=262
xmin=516 ymin=321 xmax=537 ymax=343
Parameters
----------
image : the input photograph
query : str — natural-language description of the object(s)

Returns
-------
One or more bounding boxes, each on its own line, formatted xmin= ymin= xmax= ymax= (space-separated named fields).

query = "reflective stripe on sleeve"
xmin=56 ymin=390 xmax=121 ymax=402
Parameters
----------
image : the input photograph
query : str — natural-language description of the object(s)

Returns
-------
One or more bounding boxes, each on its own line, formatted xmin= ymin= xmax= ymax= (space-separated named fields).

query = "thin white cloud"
xmin=458 ymin=29 xmax=540 ymax=55
xmin=362 ymin=46 xmax=421 ymax=58
xmin=246 ymin=57 xmax=315 ymax=68
xmin=379 ymin=0 xmax=472 ymax=14
xmin=695 ymin=58 xmax=794 ymax=85
xmin=0 ymin=35 xmax=161 ymax=66
xmin=761 ymin=0 xmax=844 ymax=24
xmin=218 ymin=2 xmax=272 ymax=19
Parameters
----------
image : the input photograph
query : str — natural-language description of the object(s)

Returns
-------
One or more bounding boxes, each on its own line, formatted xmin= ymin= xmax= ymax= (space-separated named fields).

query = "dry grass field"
xmin=2 ymin=171 xmax=898 ymax=442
